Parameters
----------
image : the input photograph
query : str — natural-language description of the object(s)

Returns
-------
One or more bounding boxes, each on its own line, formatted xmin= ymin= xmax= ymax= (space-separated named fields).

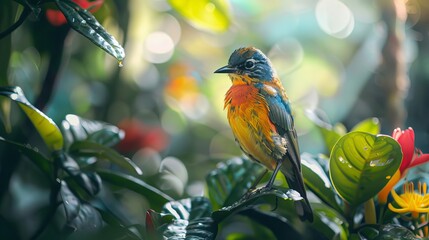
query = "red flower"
xmin=378 ymin=127 xmax=429 ymax=203
xmin=46 ymin=0 xmax=103 ymax=26
xmin=116 ymin=119 xmax=169 ymax=153
xmin=393 ymin=127 xmax=429 ymax=176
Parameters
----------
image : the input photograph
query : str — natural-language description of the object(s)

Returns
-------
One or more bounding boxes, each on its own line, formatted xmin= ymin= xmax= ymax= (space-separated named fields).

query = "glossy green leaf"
xmin=65 ymin=203 xmax=103 ymax=233
xmin=0 ymin=86 xmax=64 ymax=150
xmin=160 ymin=197 xmax=217 ymax=240
xmin=239 ymin=208 xmax=301 ymax=239
xmin=330 ymin=132 xmax=402 ymax=206
xmin=351 ymin=118 xmax=380 ymax=135
xmin=352 ymin=224 xmax=418 ymax=240
xmin=301 ymin=153 xmax=342 ymax=213
xmin=311 ymin=203 xmax=348 ymax=240
xmin=269 ymin=197 xmax=348 ymax=239
xmin=97 ymin=170 xmax=173 ymax=210
xmin=55 ymin=0 xmax=125 ymax=62
xmin=0 ymin=136 xmax=52 ymax=177
xmin=69 ymin=140 xmax=142 ymax=175
xmin=61 ymin=114 xmax=124 ymax=148
xmin=162 ymin=197 xmax=212 ymax=220
xmin=206 ymin=157 xmax=266 ymax=210
xmin=146 ymin=209 xmax=175 ymax=238
xmin=168 ymin=0 xmax=231 ymax=32
xmin=60 ymin=181 xmax=81 ymax=224
xmin=212 ymin=187 xmax=302 ymax=223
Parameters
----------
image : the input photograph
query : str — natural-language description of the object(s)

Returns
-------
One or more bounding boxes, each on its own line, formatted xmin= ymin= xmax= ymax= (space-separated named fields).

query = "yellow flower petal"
xmin=391 ymin=188 xmax=408 ymax=207
xmin=388 ymin=203 xmax=410 ymax=213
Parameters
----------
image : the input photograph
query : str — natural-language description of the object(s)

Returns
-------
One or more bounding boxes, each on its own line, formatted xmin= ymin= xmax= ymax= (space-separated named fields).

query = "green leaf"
xmin=97 ymin=170 xmax=173 ymax=210
xmin=168 ymin=0 xmax=230 ymax=32
xmin=311 ymin=203 xmax=348 ymax=240
xmin=206 ymin=157 xmax=266 ymax=210
xmin=60 ymin=181 xmax=81 ymax=224
xmin=0 ymin=136 xmax=52 ymax=177
xmin=353 ymin=224 xmax=418 ymax=240
xmin=0 ymin=86 xmax=64 ymax=150
xmin=56 ymin=152 xmax=102 ymax=196
xmin=55 ymin=0 xmax=125 ymax=62
xmin=162 ymin=197 xmax=212 ymax=220
xmin=301 ymin=153 xmax=342 ymax=213
xmin=329 ymin=132 xmax=402 ymax=206
xmin=351 ymin=118 xmax=380 ymax=135
xmin=61 ymin=114 xmax=124 ymax=148
xmin=68 ymin=140 xmax=142 ymax=175
xmin=212 ymin=187 xmax=302 ymax=223
xmin=160 ymin=197 xmax=217 ymax=240
xmin=307 ymin=111 xmax=346 ymax=154
xmin=65 ymin=203 xmax=103 ymax=233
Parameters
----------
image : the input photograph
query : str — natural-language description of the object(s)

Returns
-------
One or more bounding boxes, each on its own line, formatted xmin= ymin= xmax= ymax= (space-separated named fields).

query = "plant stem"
xmin=378 ymin=203 xmax=386 ymax=224
xmin=344 ymin=202 xmax=355 ymax=231
xmin=0 ymin=6 xmax=31 ymax=39
xmin=364 ymin=199 xmax=376 ymax=224
xmin=34 ymin=26 xmax=70 ymax=111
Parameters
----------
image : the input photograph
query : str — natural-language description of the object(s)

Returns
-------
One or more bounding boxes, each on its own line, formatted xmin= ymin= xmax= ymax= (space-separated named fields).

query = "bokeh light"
xmin=316 ymin=0 xmax=355 ymax=38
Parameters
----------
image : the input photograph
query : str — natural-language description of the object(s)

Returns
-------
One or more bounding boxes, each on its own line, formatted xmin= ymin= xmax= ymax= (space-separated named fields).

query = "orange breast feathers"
xmin=224 ymin=84 xmax=278 ymax=170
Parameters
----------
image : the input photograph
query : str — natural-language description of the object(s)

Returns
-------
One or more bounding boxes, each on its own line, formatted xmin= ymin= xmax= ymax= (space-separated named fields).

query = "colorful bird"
xmin=214 ymin=47 xmax=313 ymax=222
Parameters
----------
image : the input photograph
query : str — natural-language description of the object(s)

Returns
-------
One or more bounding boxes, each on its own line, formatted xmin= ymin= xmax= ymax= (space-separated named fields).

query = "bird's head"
xmin=214 ymin=47 xmax=276 ymax=82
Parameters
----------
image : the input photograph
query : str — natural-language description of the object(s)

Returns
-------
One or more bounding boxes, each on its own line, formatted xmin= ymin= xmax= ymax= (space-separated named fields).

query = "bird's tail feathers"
xmin=281 ymin=164 xmax=313 ymax=222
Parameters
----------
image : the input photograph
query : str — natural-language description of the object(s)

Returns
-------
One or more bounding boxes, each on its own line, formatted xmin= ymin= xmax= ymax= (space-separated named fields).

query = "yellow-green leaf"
xmin=0 ymin=86 xmax=63 ymax=151
xmin=168 ymin=0 xmax=231 ymax=32
xmin=351 ymin=118 xmax=380 ymax=135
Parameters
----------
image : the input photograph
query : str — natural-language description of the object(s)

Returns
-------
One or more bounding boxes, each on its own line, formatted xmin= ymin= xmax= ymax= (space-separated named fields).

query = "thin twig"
xmin=0 ymin=7 xmax=31 ymax=39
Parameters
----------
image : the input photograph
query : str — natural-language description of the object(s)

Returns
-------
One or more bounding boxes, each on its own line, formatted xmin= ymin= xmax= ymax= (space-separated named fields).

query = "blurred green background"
xmin=3 ymin=0 xmax=429 ymax=228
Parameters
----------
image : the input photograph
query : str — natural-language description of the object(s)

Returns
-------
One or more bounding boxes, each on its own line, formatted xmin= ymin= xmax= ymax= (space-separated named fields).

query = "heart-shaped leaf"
xmin=168 ymin=0 xmax=231 ymax=32
xmin=0 ymin=86 xmax=63 ymax=151
xmin=330 ymin=132 xmax=402 ymax=206
xmin=55 ymin=0 xmax=125 ymax=62
xmin=206 ymin=157 xmax=266 ymax=210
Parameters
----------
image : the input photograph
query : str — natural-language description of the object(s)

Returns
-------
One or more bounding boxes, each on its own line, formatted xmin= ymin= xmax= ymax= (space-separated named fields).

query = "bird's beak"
xmin=214 ymin=65 xmax=236 ymax=74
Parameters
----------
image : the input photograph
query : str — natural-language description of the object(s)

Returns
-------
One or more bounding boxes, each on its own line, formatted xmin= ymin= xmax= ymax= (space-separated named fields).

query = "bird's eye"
xmin=244 ymin=59 xmax=256 ymax=69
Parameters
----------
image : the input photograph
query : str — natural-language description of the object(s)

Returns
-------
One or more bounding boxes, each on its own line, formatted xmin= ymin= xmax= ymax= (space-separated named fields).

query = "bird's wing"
xmin=259 ymin=85 xmax=301 ymax=170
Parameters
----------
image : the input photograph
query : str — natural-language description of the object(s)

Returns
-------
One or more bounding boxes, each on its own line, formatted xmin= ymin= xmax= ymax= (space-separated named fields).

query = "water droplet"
xmin=81 ymin=20 xmax=86 ymax=25
xmin=118 ymin=61 xmax=123 ymax=67
xmin=72 ymin=18 xmax=75 ymax=23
